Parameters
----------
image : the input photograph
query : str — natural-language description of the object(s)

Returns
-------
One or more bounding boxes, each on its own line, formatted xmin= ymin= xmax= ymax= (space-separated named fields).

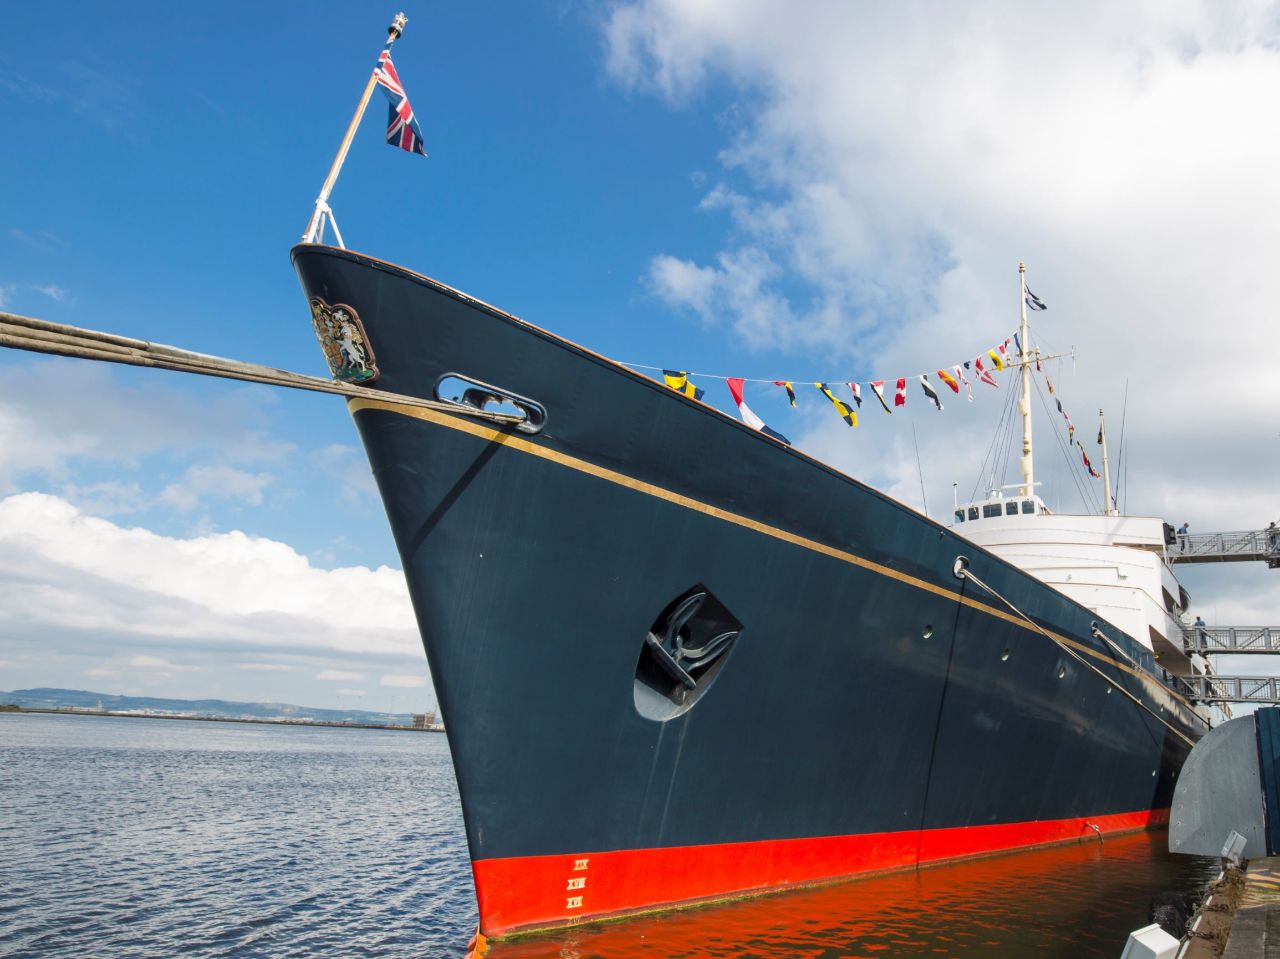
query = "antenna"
xmin=1116 ymin=380 xmax=1129 ymax=514
xmin=913 ymin=422 xmax=929 ymax=517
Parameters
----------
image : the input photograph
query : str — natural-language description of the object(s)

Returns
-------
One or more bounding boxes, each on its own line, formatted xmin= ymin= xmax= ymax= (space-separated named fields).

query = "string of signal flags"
xmin=1042 ymin=368 xmax=1103 ymax=480
xmin=651 ymin=341 xmax=1102 ymax=483
xmin=629 ymin=331 xmax=1031 ymax=448
xmin=629 ymin=273 xmax=1106 ymax=480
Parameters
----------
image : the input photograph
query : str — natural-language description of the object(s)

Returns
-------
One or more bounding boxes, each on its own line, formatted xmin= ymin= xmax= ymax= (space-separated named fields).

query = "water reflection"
xmin=0 ymin=715 xmax=1219 ymax=959
xmin=489 ymin=831 xmax=1216 ymax=959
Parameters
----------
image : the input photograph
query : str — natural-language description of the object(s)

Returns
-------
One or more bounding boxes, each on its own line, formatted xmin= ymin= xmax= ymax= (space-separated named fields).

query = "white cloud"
xmin=316 ymin=669 xmax=366 ymax=681
xmin=647 ymin=254 xmax=719 ymax=319
xmin=128 ymin=655 xmax=175 ymax=669
xmin=8 ymin=228 xmax=62 ymax=251
xmin=605 ymin=1 xmax=1280 ymax=380
xmin=82 ymin=653 xmax=201 ymax=680
xmin=604 ymin=1 xmax=1280 ymax=548
xmin=0 ymin=359 xmax=294 ymax=494
xmin=128 ymin=654 xmax=200 ymax=672
xmin=0 ymin=285 xmax=11 ymax=309
xmin=311 ymin=444 xmax=378 ymax=506
xmin=160 ymin=464 xmax=273 ymax=512
xmin=0 ymin=492 xmax=422 ymax=661
xmin=380 ymin=674 xmax=426 ymax=688
xmin=604 ymin=0 xmax=717 ymax=98
xmin=32 ymin=284 xmax=68 ymax=302
xmin=58 ymin=480 xmax=143 ymax=517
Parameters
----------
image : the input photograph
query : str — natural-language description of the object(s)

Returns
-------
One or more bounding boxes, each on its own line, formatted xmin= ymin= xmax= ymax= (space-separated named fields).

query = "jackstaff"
xmin=302 ymin=12 xmax=426 ymax=247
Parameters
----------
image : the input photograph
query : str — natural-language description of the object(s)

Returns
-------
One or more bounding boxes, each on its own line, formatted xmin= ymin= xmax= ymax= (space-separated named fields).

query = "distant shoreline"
xmin=1 ymin=705 xmax=444 ymax=733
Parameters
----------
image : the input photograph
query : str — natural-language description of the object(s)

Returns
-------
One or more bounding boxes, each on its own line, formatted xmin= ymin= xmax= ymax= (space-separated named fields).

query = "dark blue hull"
xmin=291 ymin=244 xmax=1205 ymax=935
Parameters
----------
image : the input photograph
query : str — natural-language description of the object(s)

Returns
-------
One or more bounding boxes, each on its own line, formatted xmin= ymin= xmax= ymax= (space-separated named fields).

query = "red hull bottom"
xmin=472 ymin=808 xmax=1169 ymax=936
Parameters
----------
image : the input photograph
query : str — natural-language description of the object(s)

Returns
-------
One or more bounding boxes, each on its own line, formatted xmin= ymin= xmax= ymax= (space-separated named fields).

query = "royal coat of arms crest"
xmin=309 ymin=298 xmax=379 ymax=384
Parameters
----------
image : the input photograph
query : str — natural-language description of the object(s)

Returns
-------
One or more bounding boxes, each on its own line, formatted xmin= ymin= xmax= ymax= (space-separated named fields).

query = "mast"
xmin=1018 ymin=262 xmax=1034 ymax=497
xmin=1098 ymin=408 xmax=1117 ymax=516
xmin=301 ymin=12 xmax=409 ymax=246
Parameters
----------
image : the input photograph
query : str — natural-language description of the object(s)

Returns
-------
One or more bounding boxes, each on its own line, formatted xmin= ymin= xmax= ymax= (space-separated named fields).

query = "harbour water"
xmin=2 ymin=712 xmax=1217 ymax=958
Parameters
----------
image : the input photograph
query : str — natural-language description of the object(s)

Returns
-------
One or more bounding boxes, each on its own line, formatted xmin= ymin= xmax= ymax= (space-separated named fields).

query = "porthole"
xmin=1000 ymin=649 xmax=1010 ymax=662
xmin=1057 ymin=665 xmax=1067 ymax=679
xmin=922 ymin=625 xmax=934 ymax=640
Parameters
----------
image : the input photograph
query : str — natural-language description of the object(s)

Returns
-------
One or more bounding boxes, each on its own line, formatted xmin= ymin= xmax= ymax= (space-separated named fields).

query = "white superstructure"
xmin=948 ymin=261 xmax=1213 ymax=707
xmin=950 ymin=493 xmax=1199 ymax=675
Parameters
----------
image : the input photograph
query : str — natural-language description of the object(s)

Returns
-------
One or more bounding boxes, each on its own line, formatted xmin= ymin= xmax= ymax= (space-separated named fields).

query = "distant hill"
xmin=0 ymin=687 xmax=424 ymax=726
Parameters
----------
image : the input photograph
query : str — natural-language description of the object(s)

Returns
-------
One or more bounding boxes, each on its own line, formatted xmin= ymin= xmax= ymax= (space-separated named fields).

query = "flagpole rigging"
xmin=1018 ymin=261 xmax=1035 ymax=497
xmin=302 ymin=12 xmax=409 ymax=247
xmin=1098 ymin=408 xmax=1117 ymax=516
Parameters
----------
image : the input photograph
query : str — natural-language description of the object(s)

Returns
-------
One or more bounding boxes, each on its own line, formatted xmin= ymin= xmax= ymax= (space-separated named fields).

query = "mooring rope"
xmin=953 ymin=557 xmax=1197 ymax=748
xmin=0 ymin=309 xmax=1206 ymax=751
xmin=0 ymin=311 xmax=524 ymax=427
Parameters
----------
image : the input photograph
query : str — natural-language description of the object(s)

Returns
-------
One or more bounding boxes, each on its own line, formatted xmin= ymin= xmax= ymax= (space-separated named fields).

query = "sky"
xmin=1 ymin=0 xmax=1277 ymax=714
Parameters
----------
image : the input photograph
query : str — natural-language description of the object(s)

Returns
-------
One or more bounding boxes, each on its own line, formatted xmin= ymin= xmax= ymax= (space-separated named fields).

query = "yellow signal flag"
xmin=663 ymin=370 xmax=705 ymax=401
xmin=816 ymin=383 xmax=857 ymax=427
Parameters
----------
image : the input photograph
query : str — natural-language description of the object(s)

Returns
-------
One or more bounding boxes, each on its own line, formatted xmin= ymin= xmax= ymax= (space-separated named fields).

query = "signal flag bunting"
xmin=816 ymin=383 xmax=858 ymax=427
xmin=726 ymin=378 xmax=791 ymax=445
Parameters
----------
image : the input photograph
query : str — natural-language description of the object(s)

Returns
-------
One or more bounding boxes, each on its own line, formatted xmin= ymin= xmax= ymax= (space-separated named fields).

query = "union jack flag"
xmin=374 ymin=44 xmax=427 ymax=156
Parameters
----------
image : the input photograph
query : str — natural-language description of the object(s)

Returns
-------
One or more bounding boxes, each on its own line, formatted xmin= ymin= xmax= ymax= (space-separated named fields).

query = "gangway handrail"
xmin=1168 ymin=527 xmax=1280 ymax=567
xmin=1182 ymin=626 xmax=1280 ymax=655
xmin=1175 ymin=675 xmax=1280 ymax=705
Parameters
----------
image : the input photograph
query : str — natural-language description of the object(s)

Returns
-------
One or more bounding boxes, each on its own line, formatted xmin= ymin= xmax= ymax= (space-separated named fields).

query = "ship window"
xmin=1022 ymin=500 xmax=1035 ymax=514
xmin=954 ymin=510 xmax=964 ymax=523
xmin=983 ymin=504 xmax=1002 ymax=518
xmin=1005 ymin=502 xmax=1018 ymax=516
xmin=968 ymin=507 xmax=979 ymax=520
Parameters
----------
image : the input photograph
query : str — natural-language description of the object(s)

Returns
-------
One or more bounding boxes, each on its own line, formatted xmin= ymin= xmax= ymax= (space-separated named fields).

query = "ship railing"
xmin=1167 ymin=528 xmax=1280 ymax=566
xmin=1182 ymin=626 xmax=1280 ymax=655
xmin=1175 ymin=675 xmax=1280 ymax=705
xmin=1160 ymin=669 xmax=1199 ymax=700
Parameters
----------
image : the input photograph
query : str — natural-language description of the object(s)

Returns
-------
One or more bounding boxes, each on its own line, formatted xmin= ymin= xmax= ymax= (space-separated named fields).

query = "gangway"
xmin=1168 ymin=528 xmax=1280 ymax=567
xmin=1175 ymin=675 xmax=1280 ymax=705
xmin=1183 ymin=626 xmax=1280 ymax=655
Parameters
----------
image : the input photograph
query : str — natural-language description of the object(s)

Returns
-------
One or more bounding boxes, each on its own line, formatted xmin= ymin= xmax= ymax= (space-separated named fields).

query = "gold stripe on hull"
xmin=349 ymin=396 xmax=1191 ymax=708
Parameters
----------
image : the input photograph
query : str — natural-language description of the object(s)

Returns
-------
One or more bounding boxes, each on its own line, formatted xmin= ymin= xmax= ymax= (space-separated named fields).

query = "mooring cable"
xmin=0 ymin=312 xmax=526 ymax=429
xmin=952 ymin=556 xmax=1196 ymax=748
